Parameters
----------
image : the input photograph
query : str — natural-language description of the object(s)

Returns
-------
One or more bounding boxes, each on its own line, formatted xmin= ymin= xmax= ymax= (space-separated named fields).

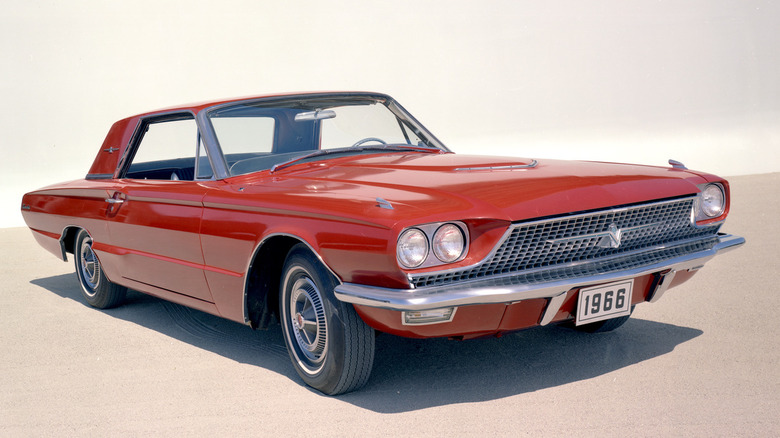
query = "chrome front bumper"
xmin=334 ymin=233 xmax=744 ymax=321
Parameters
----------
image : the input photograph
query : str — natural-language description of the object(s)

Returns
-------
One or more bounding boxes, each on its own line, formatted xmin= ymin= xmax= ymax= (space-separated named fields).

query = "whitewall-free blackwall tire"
xmin=279 ymin=244 xmax=375 ymax=395
xmin=74 ymin=229 xmax=127 ymax=309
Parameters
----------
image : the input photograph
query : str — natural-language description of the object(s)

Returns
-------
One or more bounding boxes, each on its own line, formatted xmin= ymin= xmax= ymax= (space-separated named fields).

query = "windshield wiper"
xmin=270 ymin=144 xmax=439 ymax=173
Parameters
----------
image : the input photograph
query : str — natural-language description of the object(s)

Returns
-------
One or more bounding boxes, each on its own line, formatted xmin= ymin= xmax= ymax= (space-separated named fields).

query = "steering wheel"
xmin=351 ymin=137 xmax=387 ymax=147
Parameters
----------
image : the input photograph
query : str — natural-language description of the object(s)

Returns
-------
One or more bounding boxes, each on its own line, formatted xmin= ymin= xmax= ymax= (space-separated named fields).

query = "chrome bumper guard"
xmin=334 ymin=233 xmax=744 ymax=323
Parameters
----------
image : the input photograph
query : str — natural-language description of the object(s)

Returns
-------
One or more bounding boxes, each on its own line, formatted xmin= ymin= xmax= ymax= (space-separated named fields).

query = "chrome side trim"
xmin=334 ymin=233 xmax=744 ymax=311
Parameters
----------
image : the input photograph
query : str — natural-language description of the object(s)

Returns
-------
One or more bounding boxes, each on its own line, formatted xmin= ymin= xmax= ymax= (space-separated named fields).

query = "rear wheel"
xmin=279 ymin=244 xmax=375 ymax=395
xmin=74 ymin=229 xmax=126 ymax=309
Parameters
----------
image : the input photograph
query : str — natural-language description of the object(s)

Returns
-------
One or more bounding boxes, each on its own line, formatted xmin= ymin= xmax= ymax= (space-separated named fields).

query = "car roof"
xmin=134 ymin=91 xmax=391 ymax=118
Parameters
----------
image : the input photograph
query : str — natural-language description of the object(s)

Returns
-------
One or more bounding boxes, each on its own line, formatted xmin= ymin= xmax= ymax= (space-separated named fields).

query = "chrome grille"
xmin=411 ymin=197 xmax=721 ymax=288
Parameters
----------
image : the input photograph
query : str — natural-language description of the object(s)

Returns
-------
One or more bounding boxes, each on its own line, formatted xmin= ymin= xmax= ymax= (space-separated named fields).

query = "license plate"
xmin=575 ymin=279 xmax=633 ymax=326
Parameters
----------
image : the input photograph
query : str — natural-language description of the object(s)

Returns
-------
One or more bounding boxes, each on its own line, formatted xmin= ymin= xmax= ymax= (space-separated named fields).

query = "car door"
xmin=105 ymin=112 xmax=214 ymax=303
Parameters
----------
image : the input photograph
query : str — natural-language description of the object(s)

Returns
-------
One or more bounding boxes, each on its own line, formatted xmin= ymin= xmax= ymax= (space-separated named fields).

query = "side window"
xmin=125 ymin=115 xmax=212 ymax=180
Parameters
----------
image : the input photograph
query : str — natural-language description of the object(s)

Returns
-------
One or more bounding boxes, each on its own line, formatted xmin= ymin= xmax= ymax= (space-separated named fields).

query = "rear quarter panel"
xmin=22 ymin=181 xmax=117 ymax=263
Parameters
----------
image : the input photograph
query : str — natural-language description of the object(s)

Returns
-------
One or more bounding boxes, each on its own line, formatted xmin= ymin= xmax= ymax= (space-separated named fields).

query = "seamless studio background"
xmin=2 ymin=0 xmax=778 ymax=227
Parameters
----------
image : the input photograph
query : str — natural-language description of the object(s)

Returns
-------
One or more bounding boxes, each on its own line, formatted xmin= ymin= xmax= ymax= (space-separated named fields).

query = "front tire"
xmin=279 ymin=244 xmax=375 ymax=395
xmin=74 ymin=229 xmax=127 ymax=309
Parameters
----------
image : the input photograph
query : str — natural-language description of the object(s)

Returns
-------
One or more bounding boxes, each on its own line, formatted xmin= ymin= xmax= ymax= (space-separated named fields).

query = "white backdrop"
xmin=2 ymin=0 xmax=778 ymax=228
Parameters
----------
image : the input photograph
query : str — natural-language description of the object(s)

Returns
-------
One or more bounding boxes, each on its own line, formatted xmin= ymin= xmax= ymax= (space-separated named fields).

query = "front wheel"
xmin=279 ymin=244 xmax=375 ymax=395
xmin=74 ymin=229 xmax=127 ymax=309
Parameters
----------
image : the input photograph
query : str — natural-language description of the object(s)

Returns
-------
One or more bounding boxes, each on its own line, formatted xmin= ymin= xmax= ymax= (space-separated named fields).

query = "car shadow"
xmin=31 ymin=274 xmax=702 ymax=413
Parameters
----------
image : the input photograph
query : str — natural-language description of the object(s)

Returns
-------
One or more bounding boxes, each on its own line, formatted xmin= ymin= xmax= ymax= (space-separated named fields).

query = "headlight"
xmin=397 ymin=228 xmax=428 ymax=268
xmin=432 ymin=224 xmax=465 ymax=263
xmin=698 ymin=183 xmax=725 ymax=219
xmin=700 ymin=184 xmax=725 ymax=217
xmin=397 ymin=221 xmax=470 ymax=269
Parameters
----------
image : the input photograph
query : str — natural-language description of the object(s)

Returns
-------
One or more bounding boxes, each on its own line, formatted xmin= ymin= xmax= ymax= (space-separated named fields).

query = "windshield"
xmin=207 ymin=95 xmax=447 ymax=176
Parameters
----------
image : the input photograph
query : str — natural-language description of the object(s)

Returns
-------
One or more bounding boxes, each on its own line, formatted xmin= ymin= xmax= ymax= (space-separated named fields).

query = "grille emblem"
xmin=546 ymin=221 xmax=665 ymax=248
xmin=598 ymin=223 xmax=623 ymax=248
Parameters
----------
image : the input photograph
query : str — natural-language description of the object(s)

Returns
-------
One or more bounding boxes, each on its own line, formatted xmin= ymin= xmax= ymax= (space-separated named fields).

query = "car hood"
xmin=234 ymin=153 xmax=708 ymax=225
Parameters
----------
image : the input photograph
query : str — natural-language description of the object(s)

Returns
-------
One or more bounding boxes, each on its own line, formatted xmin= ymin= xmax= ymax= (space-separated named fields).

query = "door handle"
xmin=105 ymin=192 xmax=126 ymax=214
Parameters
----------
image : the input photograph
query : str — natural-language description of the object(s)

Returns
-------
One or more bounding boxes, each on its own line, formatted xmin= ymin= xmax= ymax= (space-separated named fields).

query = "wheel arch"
xmin=243 ymin=234 xmax=340 ymax=329
xmin=59 ymin=225 xmax=84 ymax=261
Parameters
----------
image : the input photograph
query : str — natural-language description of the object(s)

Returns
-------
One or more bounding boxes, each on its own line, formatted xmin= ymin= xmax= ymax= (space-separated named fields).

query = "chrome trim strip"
xmin=455 ymin=160 xmax=537 ymax=171
xmin=334 ymin=233 xmax=744 ymax=311
xmin=129 ymin=196 xmax=202 ymax=208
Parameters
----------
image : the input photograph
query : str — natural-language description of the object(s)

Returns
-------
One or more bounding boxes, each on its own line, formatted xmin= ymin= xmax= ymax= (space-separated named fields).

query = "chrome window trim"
xmin=116 ymin=110 xmax=217 ymax=181
xmin=199 ymin=92 xmax=450 ymax=181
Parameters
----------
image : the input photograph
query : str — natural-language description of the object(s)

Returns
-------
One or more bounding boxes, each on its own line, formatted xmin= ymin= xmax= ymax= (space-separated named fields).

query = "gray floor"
xmin=2 ymin=173 xmax=777 ymax=437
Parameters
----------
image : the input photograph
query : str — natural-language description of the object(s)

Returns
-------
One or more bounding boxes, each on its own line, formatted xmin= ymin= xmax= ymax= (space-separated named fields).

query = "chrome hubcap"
xmin=288 ymin=276 xmax=327 ymax=366
xmin=79 ymin=237 xmax=100 ymax=293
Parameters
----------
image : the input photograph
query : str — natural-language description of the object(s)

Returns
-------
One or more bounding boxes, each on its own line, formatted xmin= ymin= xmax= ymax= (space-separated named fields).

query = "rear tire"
xmin=279 ymin=244 xmax=375 ymax=395
xmin=74 ymin=229 xmax=126 ymax=309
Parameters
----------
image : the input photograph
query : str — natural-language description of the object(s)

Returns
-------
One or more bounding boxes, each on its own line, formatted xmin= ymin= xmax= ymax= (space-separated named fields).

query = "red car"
xmin=21 ymin=92 xmax=744 ymax=394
